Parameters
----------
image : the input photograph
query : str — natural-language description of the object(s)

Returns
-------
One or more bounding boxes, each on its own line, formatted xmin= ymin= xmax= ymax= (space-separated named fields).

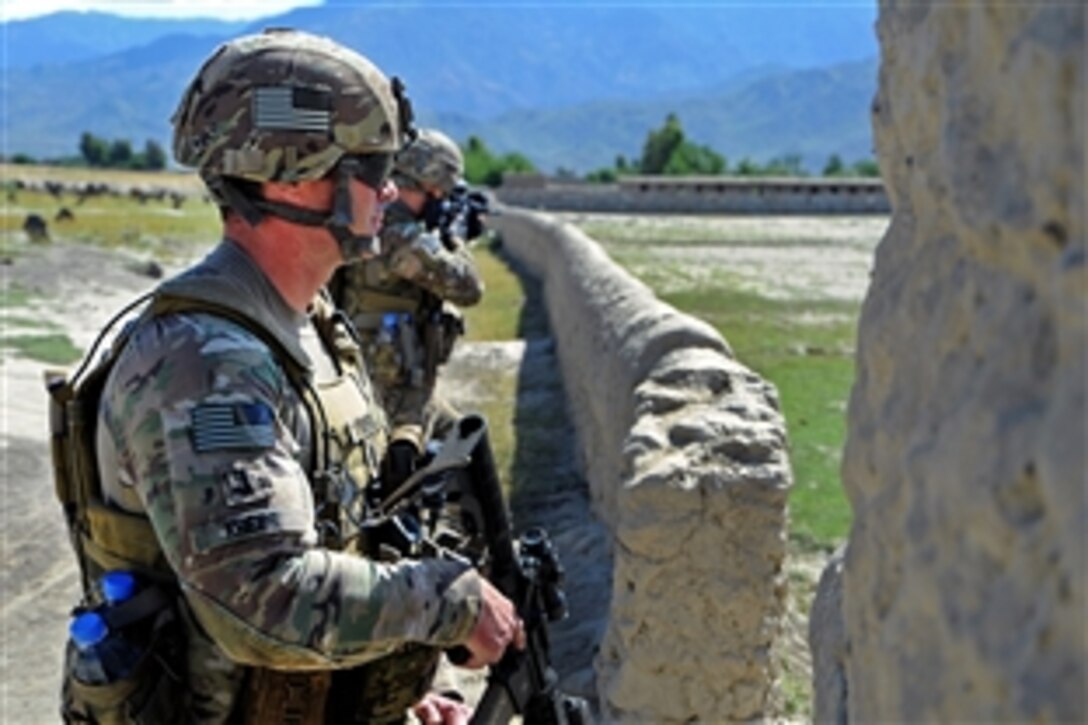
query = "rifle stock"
xmin=442 ymin=416 xmax=592 ymax=725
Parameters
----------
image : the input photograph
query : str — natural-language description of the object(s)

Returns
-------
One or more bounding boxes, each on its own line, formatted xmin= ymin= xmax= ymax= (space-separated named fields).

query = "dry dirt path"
xmin=0 ymin=241 xmax=606 ymax=722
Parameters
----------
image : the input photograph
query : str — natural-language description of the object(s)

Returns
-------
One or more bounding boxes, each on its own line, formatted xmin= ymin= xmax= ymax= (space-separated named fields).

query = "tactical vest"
xmin=333 ymin=265 xmax=462 ymax=397
xmin=49 ymin=286 xmax=396 ymax=724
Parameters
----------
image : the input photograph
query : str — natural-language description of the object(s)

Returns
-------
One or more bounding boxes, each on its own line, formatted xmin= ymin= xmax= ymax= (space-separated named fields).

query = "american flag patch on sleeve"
xmin=191 ymin=402 xmax=277 ymax=453
xmin=253 ymin=86 xmax=332 ymax=132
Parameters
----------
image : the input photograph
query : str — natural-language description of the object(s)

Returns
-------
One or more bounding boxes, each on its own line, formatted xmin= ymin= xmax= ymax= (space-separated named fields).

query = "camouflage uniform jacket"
xmin=95 ymin=240 xmax=481 ymax=721
xmin=335 ymin=200 xmax=483 ymax=445
xmin=345 ymin=199 xmax=482 ymax=308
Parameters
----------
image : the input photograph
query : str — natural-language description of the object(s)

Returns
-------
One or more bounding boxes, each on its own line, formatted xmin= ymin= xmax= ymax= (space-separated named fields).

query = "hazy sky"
xmin=1 ymin=0 xmax=323 ymax=22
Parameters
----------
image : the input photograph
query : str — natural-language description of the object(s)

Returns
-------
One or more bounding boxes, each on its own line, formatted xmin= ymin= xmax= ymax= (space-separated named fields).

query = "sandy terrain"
xmin=559 ymin=212 xmax=887 ymax=303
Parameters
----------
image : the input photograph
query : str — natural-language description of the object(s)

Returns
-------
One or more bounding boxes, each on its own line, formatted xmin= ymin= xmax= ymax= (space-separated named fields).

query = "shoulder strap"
xmin=47 ymin=291 xmax=157 ymax=593
xmin=326 ymin=268 xmax=346 ymax=308
xmin=149 ymin=292 xmax=310 ymax=390
xmin=66 ymin=291 xmax=154 ymax=389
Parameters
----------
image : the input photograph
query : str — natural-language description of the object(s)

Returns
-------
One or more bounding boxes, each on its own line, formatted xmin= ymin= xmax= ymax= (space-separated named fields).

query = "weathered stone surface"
xmin=810 ymin=546 xmax=847 ymax=725
xmin=494 ymin=210 xmax=792 ymax=722
xmin=817 ymin=2 xmax=1086 ymax=721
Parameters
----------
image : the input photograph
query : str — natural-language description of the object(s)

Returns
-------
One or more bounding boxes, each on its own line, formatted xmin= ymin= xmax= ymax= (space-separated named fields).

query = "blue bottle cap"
xmin=70 ymin=611 xmax=108 ymax=649
xmin=101 ymin=571 xmax=136 ymax=605
xmin=382 ymin=312 xmax=398 ymax=329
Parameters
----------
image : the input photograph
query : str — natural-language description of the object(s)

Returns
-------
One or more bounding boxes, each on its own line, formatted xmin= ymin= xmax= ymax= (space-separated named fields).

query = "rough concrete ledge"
xmin=492 ymin=208 xmax=792 ymax=722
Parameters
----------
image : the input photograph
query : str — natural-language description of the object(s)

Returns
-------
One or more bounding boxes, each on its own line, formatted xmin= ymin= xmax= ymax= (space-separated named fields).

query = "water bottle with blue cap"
xmin=101 ymin=570 xmax=136 ymax=605
xmin=67 ymin=571 xmax=144 ymax=685
xmin=378 ymin=311 xmax=399 ymax=345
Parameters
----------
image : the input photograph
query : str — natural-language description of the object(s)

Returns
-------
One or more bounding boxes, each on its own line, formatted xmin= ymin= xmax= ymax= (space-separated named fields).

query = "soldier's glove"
xmin=465 ymin=209 xmax=485 ymax=242
xmin=382 ymin=440 xmax=419 ymax=491
xmin=422 ymin=195 xmax=445 ymax=231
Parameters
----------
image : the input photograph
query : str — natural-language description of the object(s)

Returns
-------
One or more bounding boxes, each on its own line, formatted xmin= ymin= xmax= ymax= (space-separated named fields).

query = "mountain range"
xmin=1 ymin=2 xmax=879 ymax=173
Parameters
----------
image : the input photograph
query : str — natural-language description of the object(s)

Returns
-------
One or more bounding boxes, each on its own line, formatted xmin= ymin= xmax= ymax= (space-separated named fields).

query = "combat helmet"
xmin=393 ymin=128 xmax=464 ymax=196
xmin=172 ymin=28 xmax=414 ymax=258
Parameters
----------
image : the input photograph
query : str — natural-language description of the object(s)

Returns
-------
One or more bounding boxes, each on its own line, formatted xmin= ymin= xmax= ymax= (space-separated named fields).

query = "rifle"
xmin=375 ymin=414 xmax=592 ymax=725
xmin=429 ymin=182 xmax=494 ymax=250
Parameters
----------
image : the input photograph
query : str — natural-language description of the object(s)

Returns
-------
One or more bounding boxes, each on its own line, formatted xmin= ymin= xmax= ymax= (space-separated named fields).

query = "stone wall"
xmin=491 ymin=208 xmax=792 ymax=722
xmin=495 ymin=175 xmax=889 ymax=214
xmin=813 ymin=2 xmax=1086 ymax=721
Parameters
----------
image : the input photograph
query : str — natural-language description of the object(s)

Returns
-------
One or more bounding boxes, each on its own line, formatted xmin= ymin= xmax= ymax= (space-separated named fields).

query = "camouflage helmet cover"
xmin=172 ymin=29 xmax=409 ymax=186
xmin=393 ymin=128 xmax=464 ymax=195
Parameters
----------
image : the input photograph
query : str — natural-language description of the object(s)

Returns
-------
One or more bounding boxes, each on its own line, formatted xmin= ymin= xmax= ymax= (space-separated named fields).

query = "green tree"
xmin=107 ymin=139 xmax=133 ymax=168
xmin=79 ymin=132 xmax=108 ymax=167
xmin=851 ymin=158 xmax=880 ymax=177
xmin=637 ymin=114 xmax=726 ymax=176
xmin=463 ymin=135 xmax=495 ymax=185
xmin=639 ymin=113 xmax=685 ymax=174
xmin=143 ymin=139 xmax=167 ymax=170
xmin=823 ymin=153 xmax=845 ymax=176
xmin=585 ymin=167 xmax=617 ymax=183
xmin=462 ymin=136 xmax=536 ymax=187
xmin=763 ymin=153 xmax=806 ymax=176
xmin=734 ymin=157 xmax=762 ymax=176
xmin=663 ymin=142 xmax=726 ymax=175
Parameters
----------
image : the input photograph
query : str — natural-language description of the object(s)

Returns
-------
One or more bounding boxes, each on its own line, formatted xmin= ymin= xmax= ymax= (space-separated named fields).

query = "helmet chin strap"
xmin=223 ymin=166 xmax=380 ymax=262
xmin=251 ymin=194 xmax=378 ymax=262
xmin=325 ymin=161 xmax=381 ymax=262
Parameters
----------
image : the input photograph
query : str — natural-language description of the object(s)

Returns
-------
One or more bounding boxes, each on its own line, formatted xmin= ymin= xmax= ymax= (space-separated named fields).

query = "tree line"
xmin=581 ymin=113 xmax=879 ymax=183
xmin=3 ymin=132 xmax=167 ymax=170
xmin=79 ymin=132 xmax=167 ymax=170
xmin=459 ymin=113 xmax=879 ymax=186
xmin=3 ymin=118 xmax=879 ymax=185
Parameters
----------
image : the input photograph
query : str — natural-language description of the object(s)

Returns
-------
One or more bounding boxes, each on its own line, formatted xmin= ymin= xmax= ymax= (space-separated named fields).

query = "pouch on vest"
xmin=435 ymin=302 xmax=464 ymax=366
xmin=61 ymin=597 xmax=184 ymax=725
xmin=45 ymin=294 xmax=184 ymax=724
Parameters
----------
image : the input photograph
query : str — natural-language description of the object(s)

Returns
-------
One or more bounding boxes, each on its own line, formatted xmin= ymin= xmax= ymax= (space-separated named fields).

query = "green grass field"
xmin=2 ymin=169 xmax=219 ymax=366
xmin=661 ymin=285 xmax=856 ymax=547
xmin=572 ymin=214 xmax=887 ymax=550
xmin=3 ymin=165 xmax=219 ymax=257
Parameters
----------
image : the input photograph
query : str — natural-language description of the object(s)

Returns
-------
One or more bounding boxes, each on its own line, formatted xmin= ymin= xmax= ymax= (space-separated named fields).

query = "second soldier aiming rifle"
xmin=371 ymin=414 xmax=592 ymax=725
xmin=427 ymin=182 xmax=493 ymax=248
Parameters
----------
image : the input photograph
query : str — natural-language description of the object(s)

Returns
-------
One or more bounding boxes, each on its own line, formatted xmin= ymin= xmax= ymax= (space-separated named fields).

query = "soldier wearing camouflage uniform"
xmin=77 ymin=30 xmax=522 ymax=724
xmin=334 ymin=129 xmax=483 ymax=484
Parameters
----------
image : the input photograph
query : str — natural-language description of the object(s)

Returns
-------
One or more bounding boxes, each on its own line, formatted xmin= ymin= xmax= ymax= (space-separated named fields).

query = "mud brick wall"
xmin=811 ymin=3 xmax=1086 ymax=721
xmin=493 ymin=209 xmax=792 ymax=722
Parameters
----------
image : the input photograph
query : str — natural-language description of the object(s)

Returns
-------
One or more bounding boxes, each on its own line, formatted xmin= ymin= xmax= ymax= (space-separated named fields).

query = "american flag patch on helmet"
xmin=253 ymin=86 xmax=331 ymax=132
xmin=191 ymin=401 xmax=276 ymax=452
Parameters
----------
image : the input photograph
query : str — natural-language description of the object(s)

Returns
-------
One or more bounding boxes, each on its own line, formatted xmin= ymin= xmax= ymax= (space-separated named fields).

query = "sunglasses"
xmin=339 ymin=153 xmax=394 ymax=190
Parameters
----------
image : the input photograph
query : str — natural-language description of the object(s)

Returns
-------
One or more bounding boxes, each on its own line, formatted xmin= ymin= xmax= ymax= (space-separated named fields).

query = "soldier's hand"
xmin=461 ymin=577 xmax=525 ymax=669
xmin=412 ymin=692 xmax=471 ymax=725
